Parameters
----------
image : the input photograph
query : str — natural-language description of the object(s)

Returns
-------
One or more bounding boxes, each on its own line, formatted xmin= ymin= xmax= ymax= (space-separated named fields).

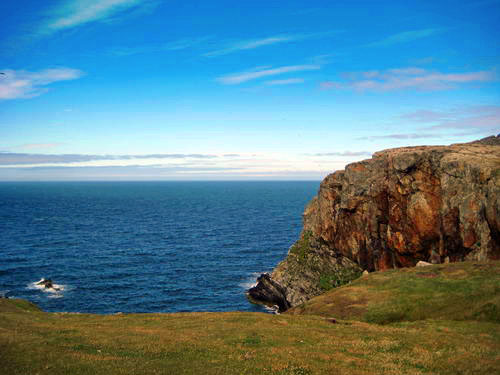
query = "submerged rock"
xmin=250 ymin=136 xmax=500 ymax=311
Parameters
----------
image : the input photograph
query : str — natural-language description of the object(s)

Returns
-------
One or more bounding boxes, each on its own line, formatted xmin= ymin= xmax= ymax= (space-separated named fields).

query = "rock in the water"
xmin=253 ymin=136 xmax=500 ymax=311
xmin=362 ymin=270 xmax=369 ymax=276
xmin=36 ymin=278 xmax=60 ymax=291
xmin=247 ymin=274 xmax=290 ymax=312
xmin=37 ymin=278 xmax=54 ymax=289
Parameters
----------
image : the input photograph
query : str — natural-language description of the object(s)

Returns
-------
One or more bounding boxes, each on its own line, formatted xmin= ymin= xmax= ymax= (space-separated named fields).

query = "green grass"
xmin=318 ymin=267 xmax=363 ymax=291
xmin=289 ymin=261 xmax=500 ymax=324
xmin=289 ymin=230 xmax=313 ymax=263
xmin=1 ymin=261 xmax=499 ymax=374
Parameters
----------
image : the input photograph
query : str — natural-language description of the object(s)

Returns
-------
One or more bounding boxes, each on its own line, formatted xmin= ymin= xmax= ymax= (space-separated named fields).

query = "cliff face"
xmin=249 ymin=136 xmax=500 ymax=311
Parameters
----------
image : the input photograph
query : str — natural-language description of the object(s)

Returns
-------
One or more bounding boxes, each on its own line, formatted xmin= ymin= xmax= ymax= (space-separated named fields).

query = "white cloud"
xmin=45 ymin=0 xmax=156 ymax=32
xmin=0 ymin=68 xmax=83 ymax=100
xmin=313 ymin=151 xmax=372 ymax=157
xmin=217 ymin=65 xmax=320 ymax=85
xmin=367 ymin=28 xmax=444 ymax=47
xmin=320 ymin=67 xmax=496 ymax=92
xmin=19 ymin=143 xmax=64 ymax=150
xmin=0 ymin=152 xmax=345 ymax=180
xmin=204 ymin=31 xmax=341 ymax=57
xmin=399 ymin=106 xmax=500 ymax=131
xmin=264 ymin=78 xmax=305 ymax=85
xmin=0 ymin=153 xmax=225 ymax=166
xmin=109 ymin=36 xmax=213 ymax=56
xmin=357 ymin=133 xmax=444 ymax=141
xmin=424 ymin=106 xmax=500 ymax=131
xmin=205 ymin=35 xmax=296 ymax=57
xmin=359 ymin=105 xmax=500 ymax=141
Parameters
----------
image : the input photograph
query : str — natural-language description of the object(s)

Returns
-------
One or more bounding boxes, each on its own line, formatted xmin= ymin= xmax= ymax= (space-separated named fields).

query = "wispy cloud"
xmin=0 ymin=165 xmax=329 ymax=181
xmin=410 ymin=57 xmax=437 ymax=65
xmin=320 ymin=67 xmax=496 ymax=92
xmin=357 ymin=133 xmax=444 ymax=141
xmin=399 ymin=109 xmax=452 ymax=123
xmin=367 ymin=28 xmax=444 ymax=47
xmin=402 ymin=105 xmax=500 ymax=131
xmin=264 ymin=78 xmax=305 ymax=86
xmin=18 ymin=143 xmax=64 ymax=150
xmin=0 ymin=153 xmax=227 ymax=166
xmin=206 ymin=35 xmax=295 ymax=57
xmin=44 ymin=0 xmax=158 ymax=33
xmin=204 ymin=31 xmax=341 ymax=57
xmin=0 ymin=68 xmax=83 ymax=100
xmin=110 ymin=31 xmax=341 ymax=58
xmin=217 ymin=65 xmax=320 ymax=85
xmin=0 ymin=151 xmax=356 ymax=180
xmin=109 ymin=36 xmax=213 ymax=56
xmin=358 ymin=106 xmax=500 ymax=142
xmin=313 ymin=151 xmax=373 ymax=157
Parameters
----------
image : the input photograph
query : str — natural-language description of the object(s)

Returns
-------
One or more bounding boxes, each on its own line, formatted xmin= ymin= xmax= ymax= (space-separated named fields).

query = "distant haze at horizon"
xmin=1 ymin=0 xmax=499 ymax=181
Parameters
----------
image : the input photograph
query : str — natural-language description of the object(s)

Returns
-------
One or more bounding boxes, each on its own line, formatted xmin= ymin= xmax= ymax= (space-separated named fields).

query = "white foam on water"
xmin=48 ymin=293 xmax=64 ymax=299
xmin=239 ymin=272 xmax=264 ymax=290
xmin=27 ymin=279 xmax=46 ymax=291
xmin=27 ymin=278 xmax=67 ymax=298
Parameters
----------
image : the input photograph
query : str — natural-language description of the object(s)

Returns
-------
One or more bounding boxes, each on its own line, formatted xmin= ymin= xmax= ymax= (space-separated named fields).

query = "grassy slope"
xmin=288 ymin=261 xmax=500 ymax=324
xmin=1 ymin=262 xmax=499 ymax=375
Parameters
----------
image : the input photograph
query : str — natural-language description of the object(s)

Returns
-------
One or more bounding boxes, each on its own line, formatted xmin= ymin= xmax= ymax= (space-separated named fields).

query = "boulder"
xmin=247 ymin=274 xmax=290 ymax=312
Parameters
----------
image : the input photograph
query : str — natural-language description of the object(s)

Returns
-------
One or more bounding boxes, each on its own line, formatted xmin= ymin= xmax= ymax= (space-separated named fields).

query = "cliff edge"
xmin=249 ymin=135 xmax=500 ymax=311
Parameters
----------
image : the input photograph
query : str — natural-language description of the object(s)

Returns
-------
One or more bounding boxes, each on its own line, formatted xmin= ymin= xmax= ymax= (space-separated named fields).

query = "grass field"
xmin=1 ymin=261 xmax=499 ymax=375
xmin=289 ymin=261 xmax=500 ymax=324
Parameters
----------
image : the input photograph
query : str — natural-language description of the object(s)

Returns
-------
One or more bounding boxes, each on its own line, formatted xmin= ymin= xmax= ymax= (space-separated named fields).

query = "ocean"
xmin=0 ymin=181 xmax=318 ymax=314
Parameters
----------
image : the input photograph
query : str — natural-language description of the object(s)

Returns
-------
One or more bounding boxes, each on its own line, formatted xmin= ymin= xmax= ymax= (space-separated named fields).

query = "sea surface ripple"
xmin=0 ymin=181 xmax=317 ymax=313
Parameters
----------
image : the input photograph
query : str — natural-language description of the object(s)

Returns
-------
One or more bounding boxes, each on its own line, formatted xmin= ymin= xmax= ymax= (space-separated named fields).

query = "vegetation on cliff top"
xmin=289 ymin=261 xmax=500 ymax=324
xmin=1 ymin=261 xmax=499 ymax=375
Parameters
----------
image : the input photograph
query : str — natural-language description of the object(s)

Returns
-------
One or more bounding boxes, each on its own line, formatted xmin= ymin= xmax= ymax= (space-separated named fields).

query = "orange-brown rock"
xmin=248 ymin=136 xmax=500 ymax=310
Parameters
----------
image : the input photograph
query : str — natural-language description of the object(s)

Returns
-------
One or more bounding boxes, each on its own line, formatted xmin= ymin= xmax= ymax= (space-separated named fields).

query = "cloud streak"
xmin=313 ymin=151 xmax=373 ymax=157
xmin=109 ymin=36 xmax=213 ymax=56
xmin=264 ymin=78 xmax=305 ymax=86
xmin=359 ymin=106 xmax=500 ymax=141
xmin=320 ymin=67 xmax=496 ymax=92
xmin=0 ymin=153 xmax=229 ymax=166
xmin=18 ymin=143 xmax=64 ymax=150
xmin=403 ymin=105 xmax=500 ymax=131
xmin=0 ymin=68 xmax=83 ymax=100
xmin=357 ymin=133 xmax=444 ymax=141
xmin=109 ymin=31 xmax=341 ymax=57
xmin=217 ymin=65 xmax=320 ymax=85
xmin=367 ymin=28 xmax=444 ymax=47
xmin=204 ymin=31 xmax=341 ymax=57
xmin=44 ymin=0 xmax=157 ymax=32
xmin=0 ymin=165 xmax=327 ymax=181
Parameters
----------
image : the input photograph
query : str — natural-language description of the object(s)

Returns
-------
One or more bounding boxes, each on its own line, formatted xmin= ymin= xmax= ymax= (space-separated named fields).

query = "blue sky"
xmin=0 ymin=0 xmax=499 ymax=180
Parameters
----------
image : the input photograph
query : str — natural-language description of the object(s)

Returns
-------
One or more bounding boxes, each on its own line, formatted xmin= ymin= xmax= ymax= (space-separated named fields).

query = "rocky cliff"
xmin=248 ymin=136 xmax=500 ymax=311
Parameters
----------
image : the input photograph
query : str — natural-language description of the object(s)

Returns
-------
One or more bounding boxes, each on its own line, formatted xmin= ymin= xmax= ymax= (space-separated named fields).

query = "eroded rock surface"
xmin=249 ymin=136 xmax=500 ymax=310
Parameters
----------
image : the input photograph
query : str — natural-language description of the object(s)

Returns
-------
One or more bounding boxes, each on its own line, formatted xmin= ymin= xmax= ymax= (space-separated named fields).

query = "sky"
xmin=0 ymin=0 xmax=499 ymax=180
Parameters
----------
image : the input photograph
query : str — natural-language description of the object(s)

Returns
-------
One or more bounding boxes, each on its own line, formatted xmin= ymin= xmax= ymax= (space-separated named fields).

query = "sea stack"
xmin=249 ymin=136 xmax=500 ymax=311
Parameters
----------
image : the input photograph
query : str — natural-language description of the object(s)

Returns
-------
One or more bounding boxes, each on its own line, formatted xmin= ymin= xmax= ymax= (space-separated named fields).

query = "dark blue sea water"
xmin=0 ymin=181 xmax=318 ymax=314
